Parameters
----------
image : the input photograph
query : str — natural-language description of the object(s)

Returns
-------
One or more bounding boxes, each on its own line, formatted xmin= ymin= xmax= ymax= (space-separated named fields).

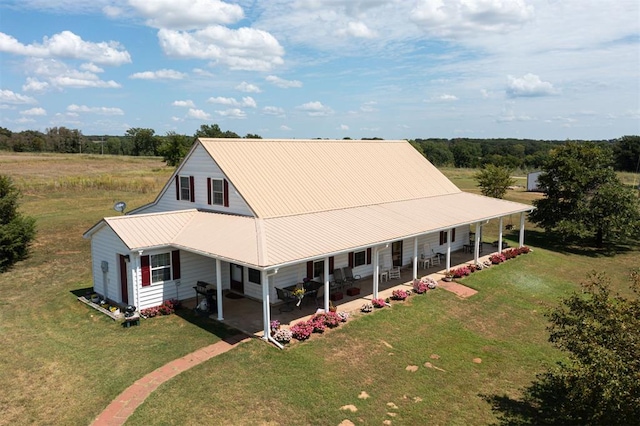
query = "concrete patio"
xmin=184 ymin=243 xmax=500 ymax=337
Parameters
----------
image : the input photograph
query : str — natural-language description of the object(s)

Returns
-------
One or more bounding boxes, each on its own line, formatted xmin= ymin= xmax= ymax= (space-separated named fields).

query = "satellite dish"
xmin=113 ymin=201 xmax=127 ymax=213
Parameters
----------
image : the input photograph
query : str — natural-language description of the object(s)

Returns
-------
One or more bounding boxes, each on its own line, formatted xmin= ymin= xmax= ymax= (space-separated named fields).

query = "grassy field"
xmin=0 ymin=152 xmax=637 ymax=425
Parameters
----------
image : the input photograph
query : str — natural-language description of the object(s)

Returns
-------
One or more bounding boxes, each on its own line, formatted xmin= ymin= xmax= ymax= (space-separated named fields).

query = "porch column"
xmin=261 ymin=270 xmax=270 ymax=341
xmin=446 ymin=230 xmax=452 ymax=272
xmin=135 ymin=250 xmax=143 ymax=310
xmin=323 ymin=256 xmax=330 ymax=312
xmin=474 ymin=222 xmax=481 ymax=263
xmin=216 ymin=258 xmax=223 ymax=321
xmin=373 ymin=246 xmax=380 ymax=299
xmin=519 ymin=212 xmax=526 ymax=247
xmin=412 ymin=237 xmax=418 ymax=280
xmin=498 ymin=217 xmax=503 ymax=253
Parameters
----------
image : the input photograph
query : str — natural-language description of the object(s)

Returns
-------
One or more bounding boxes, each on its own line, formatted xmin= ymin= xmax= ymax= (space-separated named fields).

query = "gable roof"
xmin=199 ymin=138 xmax=460 ymax=218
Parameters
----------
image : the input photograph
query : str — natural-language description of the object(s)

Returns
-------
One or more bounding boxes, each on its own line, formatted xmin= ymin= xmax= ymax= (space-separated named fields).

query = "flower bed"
xmin=140 ymin=299 xmax=181 ymax=318
xmin=275 ymin=311 xmax=349 ymax=344
xmin=391 ymin=289 xmax=409 ymax=301
xmin=413 ymin=277 xmax=438 ymax=293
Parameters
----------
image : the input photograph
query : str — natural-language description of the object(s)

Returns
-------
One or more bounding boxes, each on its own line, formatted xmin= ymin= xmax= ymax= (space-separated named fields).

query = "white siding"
xmin=135 ymin=144 xmax=254 ymax=216
xmin=90 ymin=226 xmax=131 ymax=305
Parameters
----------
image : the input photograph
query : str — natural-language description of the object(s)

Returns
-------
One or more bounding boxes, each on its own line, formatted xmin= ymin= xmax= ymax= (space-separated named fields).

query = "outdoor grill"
xmin=124 ymin=305 xmax=137 ymax=318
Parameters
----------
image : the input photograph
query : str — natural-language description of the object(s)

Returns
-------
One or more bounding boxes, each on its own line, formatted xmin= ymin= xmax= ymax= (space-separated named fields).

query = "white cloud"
xmin=20 ymin=107 xmax=46 ymax=116
xmin=338 ymin=21 xmax=377 ymax=38
xmin=157 ymin=26 xmax=284 ymax=71
xmin=207 ymin=96 xmax=256 ymax=108
xmin=0 ymin=30 xmax=131 ymax=66
xmin=339 ymin=124 xmax=349 ymax=130
xmin=216 ymin=108 xmax=246 ymax=118
xmin=266 ymin=75 xmax=303 ymax=88
xmin=360 ymin=101 xmax=378 ymax=112
xmin=506 ymin=73 xmax=559 ymax=97
xmin=129 ymin=69 xmax=187 ymax=80
xmin=172 ymin=100 xmax=195 ymax=108
xmin=187 ymin=108 xmax=211 ymax=120
xmin=280 ymin=125 xmax=292 ymax=131
xmin=296 ymin=101 xmax=333 ymax=117
xmin=236 ymin=81 xmax=261 ymax=93
xmin=102 ymin=5 xmax=124 ymax=18
xmin=0 ymin=89 xmax=37 ymax=104
xmin=129 ymin=0 xmax=244 ymax=30
xmin=22 ymin=58 xmax=121 ymax=90
xmin=432 ymin=94 xmax=459 ymax=101
xmin=263 ymin=106 xmax=285 ymax=117
xmin=80 ymin=62 xmax=104 ymax=73
xmin=67 ymin=104 xmax=124 ymax=115
xmin=410 ymin=0 xmax=535 ymax=38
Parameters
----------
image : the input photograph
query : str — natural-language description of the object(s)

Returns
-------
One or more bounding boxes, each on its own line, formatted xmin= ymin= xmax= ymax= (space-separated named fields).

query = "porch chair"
xmin=315 ymin=284 xmax=325 ymax=308
xmin=342 ymin=266 xmax=361 ymax=288
xmin=332 ymin=268 xmax=347 ymax=291
xmin=275 ymin=287 xmax=296 ymax=313
xmin=388 ymin=266 xmax=401 ymax=280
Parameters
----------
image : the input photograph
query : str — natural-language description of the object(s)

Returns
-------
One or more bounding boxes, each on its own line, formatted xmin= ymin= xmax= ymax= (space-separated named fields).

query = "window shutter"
xmin=175 ymin=175 xmax=179 ymax=200
xmin=172 ymin=250 xmax=181 ymax=280
xmin=141 ymin=255 xmax=150 ymax=287
xmin=207 ymin=178 xmax=212 ymax=205
xmin=366 ymin=248 xmax=372 ymax=264
xmin=348 ymin=252 xmax=354 ymax=268
xmin=223 ymin=179 xmax=229 ymax=207
xmin=439 ymin=231 xmax=444 ymax=245
xmin=328 ymin=256 xmax=334 ymax=272
xmin=189 ymin=176 xmax=195 ymax=202
xmin=452 ymin=228 xmax=456 ymax=242
xmin=306 ymin=261 xmax=313 ymax=280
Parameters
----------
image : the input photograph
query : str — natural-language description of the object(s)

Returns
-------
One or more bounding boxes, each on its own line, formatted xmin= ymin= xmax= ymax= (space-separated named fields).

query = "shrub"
xmin=270 ymin=320 xmax=281 ymax=333
xmin=309 ymin=316 xmax=326 ymax=333
xmin=372 ymin=298 xmax=386 ymax=308
xmin=452 ymin=266 xmax=471 ymax=278
xmin=273 ymin=328 xmax=292 ymax=344
xmin=361 ymin=303 xmax=373 ymax=313
xmin=391 ymin=289 xmax=409 ymax=300
xmin=517 ymin=246 xmax=531 ymax=255
xmin=490 ymin=253 xmax=506 ymax=264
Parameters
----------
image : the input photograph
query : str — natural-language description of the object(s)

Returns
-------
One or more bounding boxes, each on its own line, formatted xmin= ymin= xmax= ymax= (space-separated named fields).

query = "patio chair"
xmin=342 ymin=266 xmax=361 ymax=288
xmin=332 ymin=268 xmax=347 ymax=291
xmin=315 ymin=284 xmax=325 ymax=308
xmin=389 ymin=266 xmax=401 ymax=280
xmin=275 ymin=287 xmax=296 ymax=313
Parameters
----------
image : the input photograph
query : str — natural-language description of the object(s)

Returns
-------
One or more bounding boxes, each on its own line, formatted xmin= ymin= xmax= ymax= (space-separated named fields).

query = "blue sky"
xmin=1 ymin=0 xmax=638 ymax=140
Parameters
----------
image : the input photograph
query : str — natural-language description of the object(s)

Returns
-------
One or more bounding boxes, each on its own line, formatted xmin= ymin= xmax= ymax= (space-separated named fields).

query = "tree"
xmin=450 ymin=140 xmax=482 ymax=168
xmin=0 ymin=175 xmax=36 ymax=272
xmin=475 ymin=164 xmax=515 ymax=199
xmin=158 ymin=132 xmax=192 ymax=166
xmin=194 ymin=124 xmax=239 ymax=139
xmin=530 ymin=142 xmax=640 ymax=248
xmin=126 ymin=128 xmax=159 ymax=156
xmin=612 ymin=135 xmax=640 ymax=172
xmin=490 ymin=271 xmax=640 ymax=425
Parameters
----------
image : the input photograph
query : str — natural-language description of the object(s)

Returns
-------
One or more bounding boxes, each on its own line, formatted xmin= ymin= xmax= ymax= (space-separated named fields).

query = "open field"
xmin=0 ymin=152 xmax=637 ymax=425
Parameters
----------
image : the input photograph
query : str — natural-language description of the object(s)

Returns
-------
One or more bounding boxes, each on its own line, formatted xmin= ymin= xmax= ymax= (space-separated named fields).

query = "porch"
xmin=189 ymin=244 xmax=498 ymax=337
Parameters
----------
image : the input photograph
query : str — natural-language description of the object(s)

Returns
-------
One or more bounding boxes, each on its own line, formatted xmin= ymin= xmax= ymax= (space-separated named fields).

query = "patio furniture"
xmin=332 ymin=269 xmax=348 ymax=291
xmin=418 ymin=254 xmax=430 ymax=269
xmin=275 ymin=287 xmax=296 ymax=312
xmin=315 ymin=284 xmax=325 ymax=308
xmin=389 ymin=267 xmax=401 ymax=280
xmin=342 ymin=267 xmax=361 ymax=288
xmin=379 ymin=269 xmax=389 ymax=282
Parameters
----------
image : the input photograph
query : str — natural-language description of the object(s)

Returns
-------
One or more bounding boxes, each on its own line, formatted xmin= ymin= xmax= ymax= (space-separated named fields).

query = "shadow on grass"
xmin=481 ymin=393 xmax=541 ymax=426
xmin=509 ymin=230 xmax=638 ymax=258
xmin=70 ymin=287 xmax=241 ymax=341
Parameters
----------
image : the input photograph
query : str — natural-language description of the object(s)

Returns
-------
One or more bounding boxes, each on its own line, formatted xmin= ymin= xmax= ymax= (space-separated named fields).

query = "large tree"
xmin=158 ymin=132 xmax=192 ymax=167
xmin=0 ymin=175 xmax=36 ymax=272
xmin=475 ymin=164 xmax=515 ymax=199
xmin=530 ymin=142 xmax=640 ymax=247
xmin=490 ymin=271 xmax=640 ymax=425
xmin=126 ymin=128 xmax=159 ymax=156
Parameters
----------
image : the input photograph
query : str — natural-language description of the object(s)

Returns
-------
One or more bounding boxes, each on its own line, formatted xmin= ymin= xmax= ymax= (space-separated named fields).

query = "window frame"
xmin=211 ymin=178 xmax=224 ymax=206
xmin=179 ymin=175 xmax=191 ymax=201
xmin=353 ymin=250 xmax=366 ymax=267
xmin=313 ymin=261 xmax=324 ymax=279
xmin=248 ymin=268 xmax=261 ymax=285
xmin=150 ymin=252 xmax=172 ymax=284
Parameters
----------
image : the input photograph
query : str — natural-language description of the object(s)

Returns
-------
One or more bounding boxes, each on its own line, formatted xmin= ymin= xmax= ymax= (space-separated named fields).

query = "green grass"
xmin=0 ymin=152 xmax=637 ymax=425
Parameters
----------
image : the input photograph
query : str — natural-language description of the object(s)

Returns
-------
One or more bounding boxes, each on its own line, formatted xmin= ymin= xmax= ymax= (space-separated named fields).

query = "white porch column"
xmin=474 ymin=222 xmax=481 ymax=263
xmin=373 ymin=246 xmax=380 ymax=299
xmin=519 ymin=212 xmax=526 ymax=247
xmin=135 ymin=250 xmax=143 ymax=309
xmin=261 ymin=270 xmax=270 ymax=341
xmin=323 ymin=256 xmax=330 ymax=312
xmin=412 ymin=237 xmax=418 ymax=280
xmin=498 ymin=217 xmax=504 ymax=253
xmin=446 ymin=230 xmax=452 ymax=272
xmin=215 ymin=258 xmax=223 ymax=321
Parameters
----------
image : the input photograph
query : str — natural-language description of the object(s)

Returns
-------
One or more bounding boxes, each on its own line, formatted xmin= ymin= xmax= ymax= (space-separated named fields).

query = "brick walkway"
xmin=438 ymin=280 xmax=478 ymax=298
xmin=91 ymin=334 xmax=249 ymax=426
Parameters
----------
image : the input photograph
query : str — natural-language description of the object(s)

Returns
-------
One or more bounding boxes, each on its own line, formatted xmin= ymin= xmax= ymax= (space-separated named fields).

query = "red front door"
xmin=119 ymin=254 xmax=129 ymax=304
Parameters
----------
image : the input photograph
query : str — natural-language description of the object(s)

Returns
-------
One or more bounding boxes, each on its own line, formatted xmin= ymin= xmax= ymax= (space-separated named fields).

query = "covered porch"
xmin=187 ymin=243 xmax=499 ymax=337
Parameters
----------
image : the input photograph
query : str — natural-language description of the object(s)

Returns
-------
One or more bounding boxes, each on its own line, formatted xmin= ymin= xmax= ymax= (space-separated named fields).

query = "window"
xmin=176 ymin=175 xmax=194 ymax=202
xmin=211 ymin=179 xmax=224 ymax=205
xmin=353 ymin=250 xmax=366 ymax=267
xmin=248 ymin=268 xmax=261 ymax=285
xmin=150 ymin=253 xmax=171 ymax=284
xmin=439 ymin=229 xmax=456 ymax=245
xmin=313 ymin=261 xmax=324 ymax=279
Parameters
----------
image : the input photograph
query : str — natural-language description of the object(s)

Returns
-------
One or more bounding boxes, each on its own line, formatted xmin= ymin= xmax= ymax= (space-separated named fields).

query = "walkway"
xmin=91 ymin=334 xmax=249 ymax=426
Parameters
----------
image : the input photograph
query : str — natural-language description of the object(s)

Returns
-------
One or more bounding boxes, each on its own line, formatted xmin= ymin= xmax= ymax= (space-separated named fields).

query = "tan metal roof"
xmin=199 ymin=138 xmax=461 ymax=218
xmin=96 ymin=192 xmax=532 ymax=268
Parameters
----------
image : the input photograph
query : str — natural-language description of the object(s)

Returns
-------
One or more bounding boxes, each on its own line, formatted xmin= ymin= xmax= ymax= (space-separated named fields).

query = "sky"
xmin=0 ymin=0 xmax=638 ymax=141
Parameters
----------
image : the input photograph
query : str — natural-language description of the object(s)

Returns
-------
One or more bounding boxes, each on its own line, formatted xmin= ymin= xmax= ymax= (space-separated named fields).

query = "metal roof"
xmin=199 ymin=138 xmax=461 ymax=218
xmin=94 ymin=192 xmax=532 ymax=269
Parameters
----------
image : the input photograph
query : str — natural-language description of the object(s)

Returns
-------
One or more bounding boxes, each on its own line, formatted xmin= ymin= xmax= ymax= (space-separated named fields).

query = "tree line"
xmin=1 ymin=125 xmax=638 ymax=172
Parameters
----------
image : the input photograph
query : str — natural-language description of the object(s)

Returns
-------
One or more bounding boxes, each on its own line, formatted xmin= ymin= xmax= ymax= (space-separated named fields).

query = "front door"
xmin=230 ymin=263 xmax=244 ymax=293
xmin=392 ymin=241 xmax=403 ymax=267
xmin=119 ymin=254 xmax=129 ymax=304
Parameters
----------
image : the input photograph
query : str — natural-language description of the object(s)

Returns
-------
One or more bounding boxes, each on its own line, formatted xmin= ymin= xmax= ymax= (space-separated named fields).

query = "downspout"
xmin=412 ymin=237 xmax=418 ymax=280
xmin=519 ymin=212 xmax=526 ymax=247
xmin=498 ymin=217 xmax=503 ymax=253
xmin=136 ymin=250 xmax=143 ymax=310
xmin=216 ymin=258 xmax=223 ymax=320
xmin=373 ymin=245 xmax=380 ymax=299
xmin=446 ymin=231 xmax=452 ymax=272
xmin=323 ymin=256 xmax=330 ymax=312
xmin=263 ymin=268 xmax=283 ymax=349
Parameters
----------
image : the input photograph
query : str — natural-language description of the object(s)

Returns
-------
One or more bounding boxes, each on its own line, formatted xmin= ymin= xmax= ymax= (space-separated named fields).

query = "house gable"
xmin=130 ymin=143 xmax=254 ymax=216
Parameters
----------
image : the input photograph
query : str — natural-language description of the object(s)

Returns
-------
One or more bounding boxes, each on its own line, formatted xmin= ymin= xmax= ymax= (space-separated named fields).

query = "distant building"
xmin=527 ymin=171 xmax=542 ymax=192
